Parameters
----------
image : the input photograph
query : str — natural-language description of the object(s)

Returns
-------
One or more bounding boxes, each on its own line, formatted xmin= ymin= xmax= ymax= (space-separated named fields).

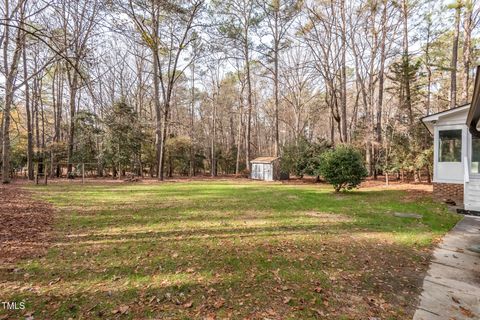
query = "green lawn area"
xmin=0 ymin=181 xmax=460 ymax=319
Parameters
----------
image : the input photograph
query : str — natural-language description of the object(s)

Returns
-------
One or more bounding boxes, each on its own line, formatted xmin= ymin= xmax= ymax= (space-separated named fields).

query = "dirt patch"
xmin=0 ymin=185 xmax=54 ymax=265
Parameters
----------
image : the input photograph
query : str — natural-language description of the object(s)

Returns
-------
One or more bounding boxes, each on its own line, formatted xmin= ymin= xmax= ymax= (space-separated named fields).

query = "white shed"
xmin=250 ymin=157 xmax=280 ymax=181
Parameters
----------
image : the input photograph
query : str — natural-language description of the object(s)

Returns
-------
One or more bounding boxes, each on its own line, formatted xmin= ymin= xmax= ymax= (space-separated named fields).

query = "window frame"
xmin=438 ymin=129 xmax=463 ymax=163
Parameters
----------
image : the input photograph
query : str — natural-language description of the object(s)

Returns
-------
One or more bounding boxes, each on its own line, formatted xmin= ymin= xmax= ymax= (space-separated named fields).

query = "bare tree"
xmin=213 ymin=0 xmax=261 ymax=171
xmin=461 ymin=0 xmax=480 ymax=102
xmin=1 ymin=0 xmax=26 ymax=183
xmin=53 ymin=0 xmax=103 ymax=174
xmin=257 ymin=0 xmax=301 ymax=156
xmin=301 ymin=0 xmax=348 ymax=144
xmin=449 ymin=0 xmax=463 ymax=108
xmin=126 ymin=0 xmax=203 ymax=180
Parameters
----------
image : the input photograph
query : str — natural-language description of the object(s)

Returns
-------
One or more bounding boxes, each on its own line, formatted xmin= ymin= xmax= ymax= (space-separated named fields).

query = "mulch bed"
xmin=0 ymin=185 xmax=53 ymax=265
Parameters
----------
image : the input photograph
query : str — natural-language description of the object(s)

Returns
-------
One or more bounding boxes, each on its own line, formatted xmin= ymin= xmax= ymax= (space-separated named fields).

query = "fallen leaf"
xmin=213 ymin=299 xmax=225 ymax=309
xmin=459 ymin=306 xmax=475 ymax=318
xmin=48 ymin=277 xmax=61 ymax=286
xmin=183 ymin=301 xmax=193 ymax=308
xmin=311 ymin=308 xmax=324 ymax=316
xmin=283 ymin=296 xmax=292 ymax=304
xmin=119 ymin=305 xmax=129 ymax=314
xmin=266 ymin=308 xmax=276 ymax=316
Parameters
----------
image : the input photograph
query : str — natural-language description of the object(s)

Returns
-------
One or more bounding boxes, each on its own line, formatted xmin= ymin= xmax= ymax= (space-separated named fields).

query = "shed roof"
xmin=250 ymin=157 xmax=280 ymax=164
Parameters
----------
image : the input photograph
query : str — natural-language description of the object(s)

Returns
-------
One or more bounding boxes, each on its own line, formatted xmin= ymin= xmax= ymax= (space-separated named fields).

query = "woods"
xmin=1 ymin=0 xmax=480 ymax=183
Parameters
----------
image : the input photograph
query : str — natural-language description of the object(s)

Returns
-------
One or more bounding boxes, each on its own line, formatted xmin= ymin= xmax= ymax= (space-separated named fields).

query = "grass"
xmin=0 ymin=181 xmax=460 ymax=319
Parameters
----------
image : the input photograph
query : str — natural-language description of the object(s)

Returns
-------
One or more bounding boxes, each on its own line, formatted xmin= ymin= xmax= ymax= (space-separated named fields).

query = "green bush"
xmin=318 ymin=145 xmax=368 ymax=192
xmin=281 ymin=137 xmax=331 ymax=177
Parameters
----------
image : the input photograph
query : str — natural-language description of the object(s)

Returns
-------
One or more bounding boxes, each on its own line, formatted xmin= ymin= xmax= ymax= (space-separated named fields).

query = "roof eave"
xmin=421 ymin=104 xmax=470 ymax=135
xmin=467 ymin=66 xmax=480 ymax=138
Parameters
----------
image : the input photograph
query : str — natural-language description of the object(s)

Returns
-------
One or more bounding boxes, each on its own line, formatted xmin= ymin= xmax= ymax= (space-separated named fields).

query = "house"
xmin=421 ymin=66 xmax=480 ymax=213
xmin=250 ymin=157 xmax=281 ymax=181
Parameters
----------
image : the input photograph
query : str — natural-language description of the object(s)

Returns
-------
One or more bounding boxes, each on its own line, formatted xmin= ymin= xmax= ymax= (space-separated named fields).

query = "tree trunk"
xmin=235 ymin=85 xmax=244 ymax=175
xmin=245 ymin=42 xmax=253 ymax=171
xmin=23 ymin=40 xmax=34 ymax=180
xmin=158 ymin=97 xmax=171 ymax=181
xmin=462 ymin=3 xmax=473 ymax=103
xmin=402 ymin=0 xmax=413 ymax=125
xmin=152 ymin=44 xmax=162 ymax=179
xmin=340 ymin=0 xmax=348 ymax=143
xmin=189 ymin=62 xmax=195 ymax=177
xmin=273 ymin=18 xmax=280 ymax=157
xmin=2 ymin=1 xmax=25 ymax=183
xmin=211 ymin=92 xmax=217 ymax=177
xmin=67 ymin=77 xmax=78 ymax=174
xmin=450 ymin=5 xmax=461 ymax=108
xmin=374 ymin=0 xmax=388 ymax=180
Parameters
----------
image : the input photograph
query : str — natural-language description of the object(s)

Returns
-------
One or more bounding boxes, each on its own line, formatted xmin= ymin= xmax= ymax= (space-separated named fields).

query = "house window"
xmin=439 ymin=130 xmax=462 ymax=162
xmin=472 ymin=136 xmax=480 ymax=174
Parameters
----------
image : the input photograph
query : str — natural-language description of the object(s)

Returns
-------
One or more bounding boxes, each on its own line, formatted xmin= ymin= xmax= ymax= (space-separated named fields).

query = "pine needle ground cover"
xmin=0 ymin=181 xmax=459 ymax=319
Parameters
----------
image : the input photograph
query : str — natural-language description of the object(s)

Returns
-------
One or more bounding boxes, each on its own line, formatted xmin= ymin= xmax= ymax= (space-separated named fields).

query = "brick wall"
xmin=433 ymin=183 xmax=464 ymax=203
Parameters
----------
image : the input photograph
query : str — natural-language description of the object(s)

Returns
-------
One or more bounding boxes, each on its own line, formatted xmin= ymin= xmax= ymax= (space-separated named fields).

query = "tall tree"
xmin=126 ymin=0 xmax=203 ymax=180
xmin=214 ymin=0 xmax=261 ymax=170
xmin=461 ymin=0 xmax=479 ymax=102
xmin=1 ymin=0 xmax=26 ymax=183
xmin=56 ymin=0 xmax=102 ymax=174
xmin=449 ymin=0 xmax=463 ymax=108
xmin=302 ymin=0 xmax=349 ymax=144
xmin=257 ymin=0 xmax=301 ymax=156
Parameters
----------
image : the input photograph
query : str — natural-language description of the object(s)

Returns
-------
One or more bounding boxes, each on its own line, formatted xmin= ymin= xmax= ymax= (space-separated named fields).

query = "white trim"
xmin=422 ymin=105 xmax=470 ymax=134
xmin=468 ymin=133 xmax=480 ymax=179
xmin=432 ymin=179 xmax=464 ymax=184
xmin=464 ymin=156 xmax=470 ymax=183
xmin=422 ymin=105 xmax=470 ymax=122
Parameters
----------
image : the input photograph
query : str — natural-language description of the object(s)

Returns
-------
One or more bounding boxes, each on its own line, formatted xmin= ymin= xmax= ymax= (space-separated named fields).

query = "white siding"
xmin=465 ymin=178 xmax=480 ymax=211
xmin=251 ymin=163 xmax=274 ymax=181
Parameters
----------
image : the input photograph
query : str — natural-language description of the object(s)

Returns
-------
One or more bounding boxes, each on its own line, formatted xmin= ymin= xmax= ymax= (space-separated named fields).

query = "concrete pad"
xmin=431 ymin=248 xmax=480 ymax=274
xmin=413 ymin=216 xmax=480 ymax=320
xmin=426 ymin=263 xmax=480 ymax=289
xmin=414 ymin=308 xmax=443 ymax=320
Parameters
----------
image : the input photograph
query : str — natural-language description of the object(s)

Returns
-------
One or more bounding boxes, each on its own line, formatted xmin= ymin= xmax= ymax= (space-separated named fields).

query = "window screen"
xmin=439 ymin=130 xmax=462 ymax=162
xmin=472 ymin=136 xmax=480 ymax=174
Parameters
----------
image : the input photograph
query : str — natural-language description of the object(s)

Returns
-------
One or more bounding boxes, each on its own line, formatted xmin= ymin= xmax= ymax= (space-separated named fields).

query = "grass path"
xmin=0 ymin=181 xmax=460 ymax=319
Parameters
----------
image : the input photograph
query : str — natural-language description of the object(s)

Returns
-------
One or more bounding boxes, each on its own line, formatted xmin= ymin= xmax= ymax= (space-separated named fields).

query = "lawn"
xmin=0 ymin=181 xmax=460 ymax=319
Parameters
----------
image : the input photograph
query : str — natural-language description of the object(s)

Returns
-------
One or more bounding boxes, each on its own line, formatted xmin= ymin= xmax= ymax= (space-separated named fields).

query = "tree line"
xmin=1 ymin=0 xmax=479 ymax=183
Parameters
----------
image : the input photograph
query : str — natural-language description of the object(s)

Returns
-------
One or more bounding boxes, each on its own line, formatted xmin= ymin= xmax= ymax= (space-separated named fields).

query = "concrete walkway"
xmin=414 ymin=215 xmax=480 ymax=320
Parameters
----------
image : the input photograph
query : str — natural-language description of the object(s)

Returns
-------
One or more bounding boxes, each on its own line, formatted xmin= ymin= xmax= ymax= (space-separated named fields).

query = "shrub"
xmin=281 ymin=137 xmax=331 ymax=177
xmin=318 ymin=145 xmax=368 ymax=192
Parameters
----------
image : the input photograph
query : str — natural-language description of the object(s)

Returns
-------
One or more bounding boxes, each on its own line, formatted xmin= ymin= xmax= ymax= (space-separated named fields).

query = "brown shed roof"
xmin=250 ymin=157 xmax=280 ymax=164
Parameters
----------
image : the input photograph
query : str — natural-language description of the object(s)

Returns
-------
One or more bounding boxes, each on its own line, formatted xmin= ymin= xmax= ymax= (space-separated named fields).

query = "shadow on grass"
xmin=1 ymin=229 xmax=430 ymax=319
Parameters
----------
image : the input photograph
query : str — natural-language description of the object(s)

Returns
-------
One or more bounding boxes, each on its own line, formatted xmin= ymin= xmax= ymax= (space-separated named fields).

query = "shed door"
xmin=258 ymin=164 xmax=264 ymax=180
xmin=252 ymin=163 xmax=263 ymax=180
xmin=264 ymin=164 xmax=273 ymax=181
